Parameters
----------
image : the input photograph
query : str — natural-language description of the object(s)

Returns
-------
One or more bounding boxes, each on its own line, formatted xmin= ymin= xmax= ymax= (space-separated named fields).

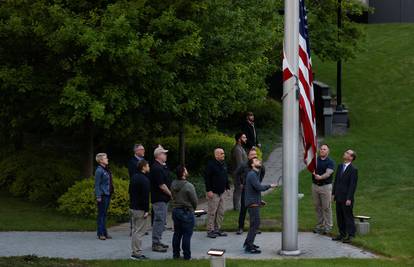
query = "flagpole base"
xmin=279 ymin=249 xmax=301 ymax=256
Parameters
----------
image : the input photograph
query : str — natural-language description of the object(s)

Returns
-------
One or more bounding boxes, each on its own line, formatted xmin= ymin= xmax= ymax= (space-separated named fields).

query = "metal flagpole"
xmin=280 ymin=0 xmax=301 ymax=256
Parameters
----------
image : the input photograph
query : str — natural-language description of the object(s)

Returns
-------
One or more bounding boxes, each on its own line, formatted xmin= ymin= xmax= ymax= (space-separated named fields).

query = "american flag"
xmin=283 ymin=0 xmax=317 ymax=173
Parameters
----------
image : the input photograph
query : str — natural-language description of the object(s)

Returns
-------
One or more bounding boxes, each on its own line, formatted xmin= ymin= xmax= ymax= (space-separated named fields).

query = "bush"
xmin=110 ymin=165 xmax=129 ymax=180
xmin=58 ymin=177 xmax=129 ymax=221
xmin=0 ymin=149 xmax=80 ymax=203
xmin=248 ymin=98 xmax=282 ymax=128
xmin=154 ymin=129 xmax=234 ymax=173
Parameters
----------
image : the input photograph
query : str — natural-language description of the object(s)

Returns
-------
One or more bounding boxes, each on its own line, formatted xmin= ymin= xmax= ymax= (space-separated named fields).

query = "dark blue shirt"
xmin=312 ymin=157 xmax=335 ymax=185
xmin=129 ymin=172 xmax=150 ymax=212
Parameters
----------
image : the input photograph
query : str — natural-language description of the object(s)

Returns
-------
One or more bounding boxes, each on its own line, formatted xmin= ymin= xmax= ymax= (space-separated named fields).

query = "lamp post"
xmin=336 ymin=0 xmax=344 ymax=111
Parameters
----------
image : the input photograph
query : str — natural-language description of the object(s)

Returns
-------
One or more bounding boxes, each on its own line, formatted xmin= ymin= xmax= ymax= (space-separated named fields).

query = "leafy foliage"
xmin=58 ymin=177 xmax=129 ymax=220
xmin=0 ymin=149 xmax=80 ymax=203
xmin=155 ymin=129 xmax=234 ymax=173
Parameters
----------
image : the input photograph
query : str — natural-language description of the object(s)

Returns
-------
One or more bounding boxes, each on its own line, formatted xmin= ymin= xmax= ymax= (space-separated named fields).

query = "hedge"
xmin=58 ymin=177 xmax=129 ymax=221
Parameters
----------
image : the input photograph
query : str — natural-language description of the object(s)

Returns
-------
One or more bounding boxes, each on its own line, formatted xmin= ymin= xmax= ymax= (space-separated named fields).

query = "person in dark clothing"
xmin=241 ymin=111 xmax=261 ymax=150
xmin=231 ymin=133 xmax=248 ymax=211
xmin=332 ymin=149 xmax=358 ymax=244
xmin=171 ymin=165 xmax=198 ymax=260
xmin=204 ymin=148 xmax=230 ymax=238
xmin=243 ymin=158 xmax=276 ymax=253
xmin=128 ymin=144 xmax=145 ymax=179
xmin=94 ymin=153 xmax=114 ymax=241
xmin=150 ymin=145 xmax=172 ymax=252
xmin=236 ymin=148 xmax=266 ymax=235
xmin=129 ymin=160 xmax=150 ymax=260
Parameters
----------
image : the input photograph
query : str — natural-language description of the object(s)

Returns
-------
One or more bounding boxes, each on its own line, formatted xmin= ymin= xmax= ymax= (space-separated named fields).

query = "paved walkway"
xmin=0 ymin=231 xmax=376 ymax=260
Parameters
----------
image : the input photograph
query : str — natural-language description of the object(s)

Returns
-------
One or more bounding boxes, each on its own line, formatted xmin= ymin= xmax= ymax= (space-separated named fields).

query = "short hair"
xmin=137 ymin=160 xmax=148 ymax=172
xmin=246 ymin=111 xmax=254 ymax=117
xmin=133 ymin=144 xmax=144 ymax=151
xmin=320 ymin=143 xmax=330 ymax=149
xmin=175 ymin=165 xmax=186 ymax=179
xmin=234 ymin=132 xmax=244 ymax=142
xmin=95 ymin=153 xmax=107 ymax=163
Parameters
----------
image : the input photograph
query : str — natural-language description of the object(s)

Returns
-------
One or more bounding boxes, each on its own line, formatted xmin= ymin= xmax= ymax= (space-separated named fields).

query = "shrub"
xmin=58 ymin=177 xmax=129 ymax=221
xmin=155 ymin=130 xmax=234 ymax=173
xmin=110 ymin=165 xmax=129 ymax=180
xmin=248 ymin=98 xmax=282 ymax=128
xmin=0 ymin=149 xmax=80 ymax=203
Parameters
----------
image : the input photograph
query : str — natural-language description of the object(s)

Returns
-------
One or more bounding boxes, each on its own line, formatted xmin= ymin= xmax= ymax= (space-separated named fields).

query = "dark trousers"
xmin=238 ymin=189 xmax=247 ymax=229
xmin=172 ymin=208 xmax=195 ymax=260
xmin=97 ymin=195 xmax=111 ymax=237
xmin=244 ymin=206 xmax=260 ymax=248
xmin=336 ymin=201 xmax=356 ymax=237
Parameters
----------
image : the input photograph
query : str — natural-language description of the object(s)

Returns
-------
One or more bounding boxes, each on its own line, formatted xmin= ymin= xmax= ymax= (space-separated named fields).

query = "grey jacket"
xmin=230 ymin=144 xmax=247 ymax=174
xmin=244 ymin=169 xmax=271 ymax=207
xmin=171 ymin=179 xmax=198 ymax=211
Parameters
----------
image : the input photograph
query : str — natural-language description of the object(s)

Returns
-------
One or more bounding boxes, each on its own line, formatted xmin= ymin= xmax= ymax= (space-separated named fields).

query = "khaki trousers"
xmin=207 ymin=193 xmax=225 ymax=232
xmin=311 ymin=183 xmax=333 ymax=229
xmin=130 ymin=209 xmax=149 ymax=256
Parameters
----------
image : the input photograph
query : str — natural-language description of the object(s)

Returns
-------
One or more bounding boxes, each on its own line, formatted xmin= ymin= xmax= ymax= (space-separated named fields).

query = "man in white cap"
xmin=150 ymin=145 xmax=172 ymax=252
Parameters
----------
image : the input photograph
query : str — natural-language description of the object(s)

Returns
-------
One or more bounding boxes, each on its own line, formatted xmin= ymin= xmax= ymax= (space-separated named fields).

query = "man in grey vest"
xmin=230 ymin=132 xmax=248 ymax=211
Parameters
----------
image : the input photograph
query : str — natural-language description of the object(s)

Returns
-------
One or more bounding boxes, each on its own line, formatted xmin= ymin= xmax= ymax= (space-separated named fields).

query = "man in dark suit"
xmin=128 ymin=144 xmax=145 ymax=179
xmin=332 ymin=149 xmax=358 ymax=243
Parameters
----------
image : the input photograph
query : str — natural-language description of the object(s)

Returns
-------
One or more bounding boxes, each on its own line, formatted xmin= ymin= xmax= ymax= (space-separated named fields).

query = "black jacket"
xmin=235 ymin=162 xmax=266 ymax=187
xmin=241 ymin=120 xmax=259 ymax=149
xmin=150 ymin=161 xmax=172 ymax=203
xmin=129 ymin=172 xmax=150 ymax=212
xmin=128 ymin=156 xmax=143 ymax=179
xmin=333 ymin=163 xmax=358 ymax=202
xmin=204 ymin=159 xmax=230 ymax=195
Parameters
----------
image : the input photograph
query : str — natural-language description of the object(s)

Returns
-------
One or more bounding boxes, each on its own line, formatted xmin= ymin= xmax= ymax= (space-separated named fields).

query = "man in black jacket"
xmin=241 ymin=112 xmax=261 ymax=150
xmin=204 ymin=148 xmax=230 ymax=238
xmin=332 ymin=149 xmax=358 ymax=243
xmin=129 ymin=160 xmax=150 ymax=260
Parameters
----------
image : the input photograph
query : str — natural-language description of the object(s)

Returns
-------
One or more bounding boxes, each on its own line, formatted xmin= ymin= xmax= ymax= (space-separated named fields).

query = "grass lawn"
xmin=0 ymin=193 xmax=116 ymax=231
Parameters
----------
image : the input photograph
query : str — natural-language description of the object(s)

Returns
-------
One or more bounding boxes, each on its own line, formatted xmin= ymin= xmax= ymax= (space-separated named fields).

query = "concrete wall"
xmin=369 ymin=0 xmax=414 ymax=23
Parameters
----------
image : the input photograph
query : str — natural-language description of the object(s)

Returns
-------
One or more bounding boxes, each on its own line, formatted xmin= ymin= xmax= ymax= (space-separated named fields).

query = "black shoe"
xmin=342 ymin=236 xmax=353 ymax=243
xmin=256 ymin=230 xmax=262 ymax=234
xmin=207 ymin=231 xmax=217 ymax=238
xmin=131 ymin=254 xmax=148 ymax=260
xmin=160 ymin=243 xmax=169 ymax=248
xmin=236 ymin=229 xmax=243 ymax=235
xmin=215 ymin=230 xmax=228 ymax=237
xmin=245 ymin=247 xmax=261 ymax=254
xmin=173 ymin=254 xmax=180 ymax=259
xmin=332 ymin=235 xmax=345 ymax=241
xmin=243 ymin=243 xmax=259 ymax=249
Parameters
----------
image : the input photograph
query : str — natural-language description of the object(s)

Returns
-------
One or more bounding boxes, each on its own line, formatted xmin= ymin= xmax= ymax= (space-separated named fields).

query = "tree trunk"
xmin=82 ymin=119 xmax=94 ymax=178
xmin=178 ymin=120 xmax=185 ymax=166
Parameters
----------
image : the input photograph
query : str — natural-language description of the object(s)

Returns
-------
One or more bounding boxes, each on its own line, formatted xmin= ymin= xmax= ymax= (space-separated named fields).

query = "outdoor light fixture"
xmin=207 ymin=249 xmax=226 ymax=267
xmin=194 ymin=209 xmax=207 ymax=217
